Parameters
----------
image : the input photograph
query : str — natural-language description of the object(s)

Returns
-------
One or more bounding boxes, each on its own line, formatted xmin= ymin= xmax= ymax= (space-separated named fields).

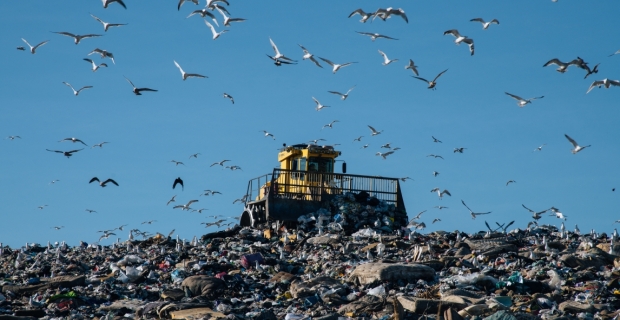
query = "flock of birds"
xmin=4 ymin=1 xmax=620 ymax=246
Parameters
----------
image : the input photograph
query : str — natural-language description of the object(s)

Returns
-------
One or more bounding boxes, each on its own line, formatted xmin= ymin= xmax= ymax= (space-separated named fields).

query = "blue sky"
xmin=1 ymin=1 xmax=619 ymax=248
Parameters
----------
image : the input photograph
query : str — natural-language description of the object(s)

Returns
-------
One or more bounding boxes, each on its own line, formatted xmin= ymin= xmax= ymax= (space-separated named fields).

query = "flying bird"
xmin=328 ymin=86 xmax=355 ymax=100
xmin=124 ymin=76 xmax=157 ymax=95
xmin=533 ymin=144 xmax=546 ymax=152
xmin=400 ymin=177 xmax=413 ymax=182
xmin=266 ymin=54 xmax=297 ymax=66
xmin=443 ymin=30 xmax=474 ymax=55
xmin=186 ymin=9 xmax=219 ymax=26
xmin=506 ymin=180 xmax=516 ymax=186
xmin=322 ymin=120 xmax=339 ymax=130
xmin=453 ymin=147 xmax=466 ymax=153
xmin=204 ymin=21 xmax=228 ymax=40
xmin=92 ymin=142 xmax=109 ymax=148
xmin=102 ymin=0 xmax=126 ymax=9
xmin=375 ymin=151 xmax=394 ymax=159
xmin=52 ymin=32 xmax=101 ymax=45
xmin=432 ymin=218 xmax=441 ymax=224
xmin=173 ymin=61 xmax=207 ymax=80
xmin=60 ymin=137 xmax=87 ymax=145
xmin=16 ymin=46 xmax=25 ymax=51
xmin=21 ymin=38 xmax=49 ymax=54
xmin=6 ymin=136 xmax=21 ymax=140
xmin=62 ymin=82 xmax=92 ymax=96
xmin=90 ymin=14 xmax=127 ymax=32
xmin=261 ymin=130 xmax=275 ymax=139
xmin=431 ymin=188 xmax=451 ymax=200
xmin=173 ymin=199 xmax=199 ymax=211
xmin=173 ymin=177 xmax=184 ymax=190
xmin=378 ymin=50 xmax=398 ymax=65
xmin=170 ymin=160 xmax=185 ymax=166
xmin=88 ymin=48 xmax=115 ymax=64
xmin=215 ymin=7 xmax=246 ymax=26
xmin=51 ymin=226 xmax=64 ymax=230
xmin=356 ymin=31 xmax=398 ymax=41
xmin=549 ymin=207 xmax=567 ymax=220
xmin=85 ymin=209 xmax=97 ymax=213
xmin=521 ymin=204 xmax=547 ymax=220
xmin=269 ymin=38 xmax=295 ymax=62
xmin=373 ymin=7 xmax=408 ymax=23
xmin=470 ymin=18 xmax=499 ymax=29
xmin=432 ymin=171 xmax=440 ymax=177
xmin=427 ymin=154 xmax=444 ymax=159
xmin=413 ymin=69 xmax=448 ymax=90
xmin=405 ymin=59 xmax=419 ymax=76
xmin=318 ymin=57 xmax=357 ymax=74
xmin=177 ymin=0 xmax=198 ymax=11
xmin=46 ymin=149 xmax=83 ymax=158
xmin=543 ymin=58 xmax=581 ymax=73
xmin=586 ymin=78 xmax=620 ymax=93
xmin=582 ymin=63 xmax=599 ymax=79
xmin=504 ymin=92 xmax=544 ymax=107
xmin=564 ymin=134 xmax=590 ymax=154
xmin=432 ymin=136 xmax=442 ymax=143
xmin=167 ymin=195 xmax=177 ymax=206
xmin=83 ymin=58 xmax=107 ymax=72
xmin=368 ymin=125 xmax=383 ymax=136
xmin=608 ymin=50 xmax=620 ymax=57
xmin=38 ymin=205 xmax=49 ymax=210
xmin=353 ymin=136 xmax=363 ymax=142
xmin=89 ymin=177 xmax=119 ymax=187
xmin=298 ymin=44 xmax=322 ymax=68
xmin=313 ymin=97 xmax=330 ymax=111
xmin=461 ymin=200 xmax=491 ymax=219
xmin=223 ymin=93 xmax=234 ymax=104
xmin=210 ymin=159 xmax=230 ymax=167
xmin=189 ymin=153 xmax=201 ymax=159
xmin=348 ymin=9 xmax=376 ymax=23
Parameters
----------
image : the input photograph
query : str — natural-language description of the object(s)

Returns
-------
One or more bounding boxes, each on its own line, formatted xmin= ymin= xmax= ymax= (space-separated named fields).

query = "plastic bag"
xmin=367 ymin=284 xmax=386 ymax=297
xmin=547 ymin=270 xmax=564 ymax=290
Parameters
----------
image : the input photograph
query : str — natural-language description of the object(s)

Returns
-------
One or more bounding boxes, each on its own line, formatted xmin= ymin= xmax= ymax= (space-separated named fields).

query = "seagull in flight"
xmin=167 ymin=195 xmax=177 ymax=206
xmin=46 ymin=149 xmax=83 ymax=158
xmin=90 ymin=14 xmax=127 ymax=32
xmin=322 ymin=120 xmax=339 ymax=129
xmin=88 ymin=48 xmax=115 ymax=64
xmin=586 ymin=78 xmax=620 ymax=93
xmin=427 ymin=154 xmax=444 ymax=159
xmin=170 ymin=160 xmax=185 ymax=166
xmin=348 ymin=9 xmax=376 ymax=23
xmin=353 ymin=136 xmax=363 ymax=142
xmin=505 ymin=92 xmax=544 ymax=107
xmin=405 ymin=59 xmax=419 ymax=76
xmin=543 ymin=58 xmax=582 ymax=73
xmin=52 ymin=32 xmax=102 ymax=45
xmin=186 ymin=9 xmax=219 ymax=26
xmin=269 ymin=38 xmax=295 ymax=62
xmin=215 ymin=7 xmax=246 ymax=26
xmin=376 ymin=151 xmax=394 ymax=159
xmin=38 ymin=205 xmax=49 ymax=210
xmin=21 ymin=38 xmax=49 ymax=54
xmin=453 ymin=147 xmax=466 ymax=153
xmin=356 ymin=31 xmax=398 ymax=41
xmin=400 ymin=177 xmax=413 ymax=182
xmin=6 ymin=136 xmax=21 ymax=140
xmin=173 ymin=61 xmax=207 ymax=80
xmin=173 ymin=177 xmax=184 ymax=190
xmin=470 ymin=18 xmax=499 ymax=29
xmin=210 ymin=159 xmax=230 ymax=167
xmin=328 ymin=86 xmax=355 ymax=100
xmin=521 ymin=204 xmax=547 ymax=220
xmin=434 ymin=205 xmax=448 ymax=210
xmin=223 ymin=93 xmax=234 ymax=104
xmin=49 ymin=179 xmax=60 ymax=184
xmin=313 ymin=97 xmax=330 ymax=111
xmin=506 ymin=180 xmax=516 ymax=186
xmin=431 ymin=188 xmax=451 ymax=200
xmin=124 ymin=76 xmax=157 ymax=95
xmin=189 ymin=153 xmax=201 ymax=159
xmin=51 ymin=226 xmax=64 ymax=230
xmin=461 ymin=200 xmax=491 ymax=219
xmin=443 ymin=29 xmax=474 ymax=55
xmin=62 ymin=82 xmax=92 ymax=96
xmin=373 ymin=7 xmax=408 ymax=23
xmin=298 ymin=44 xmax=322 ymax=68
xmin=141 ymin=220 xmax=156 ymax=225
xmin=608 ymin=50 xmax=620 ymax=57
xmin=549 ymin=207 xmax=567 ymax=220
xmin=368 ymin=125 xmax=383 ymax=136
xmin=582 ymin=63 xmax=599 ymax=79
xmin=173 ymin=199 xmax=199 ymax=211
xmin=533 ymin=144 xmax=546 ymax=152
xmin=89 ymin=177 xmax=119 ymax=187
xmin=85 ymin=209 xmax=97 ymax=213
xmin=83 ymin=58 xmax=107 ymax=72
xmin=60 ymin=137 xmax=87 ymax=145
xmin=564 ymin=134 xmax=590 ymax=154
xmin=410 ymin=210 xmax=426 ymax=221
xmin=378 ymin=50 xmax=398 ymax=65
xmin=266 ymin=54 xmax=297 ymax=66
xmin=432 ymin=136 xmax=442 ymax=143
xmin=92 ymin=142 xmax=109 ymax=148
xmin=102 ymin=0 xmax=126 ymax=9
xmin=413 ymin=69 xmax=448 ymax=90
xmin=261 ymin=130 xmax=275 ymax=139
xmin=318 ymin=57 xmax=357 ymax=74
xmin=432 ymin=171 xmax=440 ymax=177
xmin=204 ymin=21 xmax=228 ymax=40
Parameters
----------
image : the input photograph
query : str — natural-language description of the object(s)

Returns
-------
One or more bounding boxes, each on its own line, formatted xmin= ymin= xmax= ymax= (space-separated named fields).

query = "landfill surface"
xmin=2 ymin=193 xmax=620 ymax=320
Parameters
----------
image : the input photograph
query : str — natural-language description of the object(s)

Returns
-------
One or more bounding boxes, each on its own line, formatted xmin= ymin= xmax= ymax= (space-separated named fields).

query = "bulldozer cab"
xmin=240 ymin=144 xmax=406 ymax=228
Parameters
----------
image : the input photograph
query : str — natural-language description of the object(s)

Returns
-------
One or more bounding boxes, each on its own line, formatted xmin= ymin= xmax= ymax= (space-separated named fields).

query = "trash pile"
xmin=2 ymin=223 xmax=620 ymax=320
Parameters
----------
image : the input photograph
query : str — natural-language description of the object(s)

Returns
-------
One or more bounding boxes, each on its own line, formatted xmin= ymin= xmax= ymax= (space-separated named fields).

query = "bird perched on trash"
xmin=89 ymin=177 xmax=119 ymax=187
xmin=173 ymin=177 xmax=184 ymax=190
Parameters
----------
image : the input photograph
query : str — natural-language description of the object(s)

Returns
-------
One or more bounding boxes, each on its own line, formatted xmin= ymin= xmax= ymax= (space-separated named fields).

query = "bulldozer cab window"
xmin=308 ymin=157 xmax=333 ymax=173
xmin=292 ymin=157 xmax=306 ymax=181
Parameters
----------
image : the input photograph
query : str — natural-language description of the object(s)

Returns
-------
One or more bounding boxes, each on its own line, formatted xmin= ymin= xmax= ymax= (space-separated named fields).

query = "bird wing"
xmin=21 ymin=38 xmax=33 ymax=48
xmin=378 ymin=50 xmax=387 ymax=59
xmin=77 ymin=86 xmax=93 ymax=92
xmin=298 ymin=44 xmax=309 ymax=54
xmin=103 ymin=179 xmax=118 ymax=186
xmin=318 ymin=57 xmax=335 ymax=66
xmin=490 ymin=19 xmax=500 ymax=24
xmin=62 ymin=82 xmax=75 ymax=91
xmin=412 ymin=76 xmax=430 ymax=83
xmin=269 ymin=38 xmax=281 ymax=56
xmin=485 ymin=221 xmax=492 ymax=231
xmin=137 ymin=88 xmax=158 ymax=92
xmin=173 ymin=60 xmax=184 ymax=74
xmin=378 ymin=34 xmax=398 ymax=40
xmin=348 ymin=9 xmax=366 ymax=18
xmin=504 ymin=220 xmax=514 ymax=230
xmin=308 ymin=56 xmax=322 ymax=68
xmin=124 ymin=76 xmax=136 ymax=88
xmin=543 ymin=58 xmax=563 ymax=67
xmin=81 ymin=34 xmax=102 ymax=39
xmin=32 ymin=40 xmax=49 ymax=50
xmin=68 ymin=149 xmax=83 ymax=153
xmin=89 ymin=177 xmax=100 ymax=183
xmin=83 ymin=58 xmax=94 ymax=64
xmin=442 ymin=190 xmax=451 ymax=196
xmin=312 ymin=97 xmax=319 ymax=105
xmin=564 ymin=134 xmax=578 ymax=148
xmin=204 ymin=20 xmax=216 ymax=34
xmin=90 ymin=13 xmax=104 ymax=24
xmin=46 ymin=149 xmax=63 ymax=153
xmin=461 ymin=200 xmax=473 ymax=213
xmin=433 ymin=69 xmax=449 ymax=82
xmin=586 ymin=80 xmax=604 ymax=93
xmin=367 ymin=125 xmax=377 ymax=133
xmin=443 ymin=29 xmax=461 ymax=38
xmin=356 ymin=31 xmax=372 ymax=36
xmin=470 ymin=18 xmax=484 ymax=23
xmin=54 ymin=31 xmax=77 ymax=38
xmin=610 ymin=80 xmax=620 ymax=87
xmin=340 ymin=62 xmax=356 ymax=67
xmin=187 ymin=199 xmax=199 ymax=206
xmin=505 ymin=92 xmax=524 ymax=101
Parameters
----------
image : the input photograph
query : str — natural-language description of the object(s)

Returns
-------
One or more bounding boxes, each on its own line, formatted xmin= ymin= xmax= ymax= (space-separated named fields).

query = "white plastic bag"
xmin=367 ymin=284 xmax=386 ymax=297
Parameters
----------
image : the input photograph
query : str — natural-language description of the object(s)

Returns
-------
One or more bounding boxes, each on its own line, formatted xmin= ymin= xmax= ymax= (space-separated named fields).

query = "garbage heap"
xmin=296 ymin=191 xmax=409 ymax=235
xmin=2 ymin=224 xmax=620 ymax=320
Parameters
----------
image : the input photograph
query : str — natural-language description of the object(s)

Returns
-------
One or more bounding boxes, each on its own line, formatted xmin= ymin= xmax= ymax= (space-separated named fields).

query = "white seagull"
xmin=215 ymin=7 xmax=246 ymax=26
xmin=177 ymin=0 xmax=198 ymax=11
xmin=564 ymin=134 xmax=590 ymax=154
xmin=173 ymin=199 xmax=199 ymax=211
xmin=368 ymin=125 xmax=383 ymax=136
xmin=92 ymin=142 xmax=109 ymax=148
xmin=261 ymin=130 xmax=275 ymax=140
xmin=53 ymin=32 xmax=102 ymax=45
xmin=328 ymin=86 xmax=355 ymax=100
xmin=186 ymin=9 xmax=219 ymax=26
xmin=543 ymin=58 xmax=581 ymax=73
xmin=376 ymin=151 xmax=394 ymax=159
xmin=373 ymin=7 xmax=408 ymax=23
xmin=470 ymin=18 xmax=499 ymax=29
xmin=313 ymin=97 xmax=330 ymax=111
xmin=62 ymin=82 xmax=93 ymax=96
xmin=204 ymin=21 xmax=228 ymax=40
xmin=88 ymin=48 xmax=115 ymax=64
xmin=318 ymin=57 xmax=357 ymax=74
xmin=21 ymin=38 xmax=49 ymax=54
xmin=431 ymin=188 xmax=451 ymax=200
xmin=269 ymin=38 xmax=295 ymax=62
xmin=378 ymin=50 xmax=398 ymax=65
xmin=298 ymin=44 xmax=322 ymax=68
xmin=461 ymin=200 xmax=491 ymax=219
xmin=413 ymin=69 xmax=448 ymax=90
xmin=586 ymin=78 xmax=620 ymax=93
xmin=504 ymin=92 xmax=544 ymax=107
xmin=405 ymin=59 xmax=419 ymax=76
xmin=173 ymin=60 xmax=207 ymax=80
xmin=89 ymin=177 xmax=119 ymax=187
xmin=102 ymin=0 xmax=126 ymax=9
xmin=322 ymin=120 xmax=339 ymax=129
xmin=223 ymin=93 xmax=234 ymax=104
xmin=356 ymin=31 xmax=398 ymax=41
xmin=90 ymin=14 xmax=127 ymax=32
xmin=83 ymin=58 xmax=108 ymax=72
xmin=348 ymin=9 xmax=375 ymax=23
xmin=443 ymin=29 xmax=474 ymax=55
